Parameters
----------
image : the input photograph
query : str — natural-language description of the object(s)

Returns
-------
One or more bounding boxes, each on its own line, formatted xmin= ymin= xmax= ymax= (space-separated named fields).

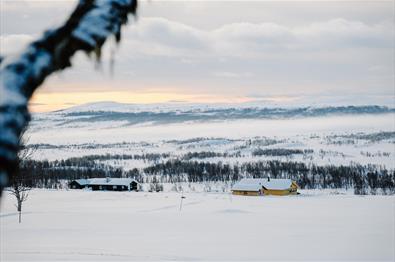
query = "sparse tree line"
xmin=16 ymin=156 xmax=395 ymax=195
xmin=144 ymin=160 xmax=394 ymax=194
xmin=182 ymin=151 xmax=227 ymax=160
xmin=360 ymin=151 xmax=391 ymax=157
xmin=323 ymin=131 xmax=395 ymax=145
xmin=62 ymin=153 xmax=170 ymax=163
xmin=252 ymin=148 xmax=314 ymax=156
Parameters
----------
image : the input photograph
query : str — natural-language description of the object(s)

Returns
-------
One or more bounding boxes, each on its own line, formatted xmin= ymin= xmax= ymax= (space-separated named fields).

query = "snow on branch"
xmin=0 ymin=0 xmax=138 ymax=196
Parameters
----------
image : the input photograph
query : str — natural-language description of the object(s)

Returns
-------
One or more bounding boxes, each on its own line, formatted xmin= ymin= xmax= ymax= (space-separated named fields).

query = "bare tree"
xmin=0 ymin=0 xmax=138 ymax=197
xmin=6 ymin=129 xmax=35 ymax=223
xmin=8 ymin=182 xmax=30 ymax=224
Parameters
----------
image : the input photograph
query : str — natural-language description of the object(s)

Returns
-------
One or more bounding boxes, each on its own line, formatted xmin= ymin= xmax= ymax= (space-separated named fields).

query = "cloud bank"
xmin=1 ymin=1 xmax=393 ymax=107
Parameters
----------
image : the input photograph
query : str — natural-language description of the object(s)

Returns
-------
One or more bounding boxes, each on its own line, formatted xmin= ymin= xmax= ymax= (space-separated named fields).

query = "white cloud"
xmin=0 ymin=4 xmax=392 ymax=99
xmin=3 ymin=17 xmax=390 ymax=59
xmin=120 ymin=17 xmax=393 ymax=59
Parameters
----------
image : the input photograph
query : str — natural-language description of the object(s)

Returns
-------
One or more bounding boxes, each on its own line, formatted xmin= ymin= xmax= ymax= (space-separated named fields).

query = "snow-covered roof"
xmin=74 ymin=179 xmax=89 ymax=186
xmin=73 ymin=178 xmax=138 ymax=187
xmin=232 ymin=178 xmax=294 ymax=191
xmin=231 ymin=183 xmax=262 ymax=191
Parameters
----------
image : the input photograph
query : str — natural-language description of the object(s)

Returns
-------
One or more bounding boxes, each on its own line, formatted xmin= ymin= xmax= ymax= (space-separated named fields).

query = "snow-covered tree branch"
xmin=0 ymin=0 xmax=138 ymax=196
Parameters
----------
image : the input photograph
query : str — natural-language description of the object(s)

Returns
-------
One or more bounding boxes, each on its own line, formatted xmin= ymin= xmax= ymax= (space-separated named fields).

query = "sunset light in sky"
xmin=2 ymin=0 xmax=393 ymax=112
xmin=29 ymin=91 xmax=258 ymax=112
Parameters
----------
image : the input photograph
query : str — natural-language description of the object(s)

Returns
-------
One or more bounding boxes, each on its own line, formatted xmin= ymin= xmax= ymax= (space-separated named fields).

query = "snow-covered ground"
xmin=2 ymin=103 xmax=392 ymax=260
xmin=26 ymin=114 xmax=395 ymax=169
xmin=21 ymin=103 xmax=395 ymax=171
xmin=1 ymin=189 xmax=394 ymax=261
xmin=28 ymin=113 xmax=394 ymax=145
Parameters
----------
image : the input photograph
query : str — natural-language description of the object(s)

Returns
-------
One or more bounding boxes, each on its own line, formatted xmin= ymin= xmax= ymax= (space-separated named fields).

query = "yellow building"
xmin=232 ymin=178 xmax=299 ymax=196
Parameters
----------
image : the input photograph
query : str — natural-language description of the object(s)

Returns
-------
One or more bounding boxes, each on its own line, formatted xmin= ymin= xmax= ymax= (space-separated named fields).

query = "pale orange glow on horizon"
xmin=29 ymin=91 xmax=261 ymax=112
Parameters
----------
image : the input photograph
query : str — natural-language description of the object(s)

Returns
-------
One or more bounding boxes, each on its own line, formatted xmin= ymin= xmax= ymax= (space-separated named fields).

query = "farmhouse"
xmin=69 ymin=178 xmax=139 ymax=191
xmin=232 ymin=178 xmax=298 ymax=196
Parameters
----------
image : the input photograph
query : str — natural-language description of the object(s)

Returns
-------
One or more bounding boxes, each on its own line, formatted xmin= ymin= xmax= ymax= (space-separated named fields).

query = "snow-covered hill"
xmin=24 ymin=102 xmax=395 ymax=169
xmin=30 ymin=102 xmax=394 ymax=130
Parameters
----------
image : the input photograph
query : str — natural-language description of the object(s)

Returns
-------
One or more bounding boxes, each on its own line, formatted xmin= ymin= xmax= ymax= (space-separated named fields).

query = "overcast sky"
xmin=1 ymin=0 xmax=394 ymax=111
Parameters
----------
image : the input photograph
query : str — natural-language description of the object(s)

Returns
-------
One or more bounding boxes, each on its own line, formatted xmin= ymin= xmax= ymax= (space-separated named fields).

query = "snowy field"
xmin=26 ymin=113 xmax=395 ymax=169
xmin=1 ymin=189 xmax=394 ymax=261
xmin=23 ymin=103 xmax=395 ymax=170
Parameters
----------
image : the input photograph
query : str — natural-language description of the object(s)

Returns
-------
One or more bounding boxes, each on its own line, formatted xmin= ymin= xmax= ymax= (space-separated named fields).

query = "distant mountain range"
xmin=33 ymin=102 xmax=395 ymax=126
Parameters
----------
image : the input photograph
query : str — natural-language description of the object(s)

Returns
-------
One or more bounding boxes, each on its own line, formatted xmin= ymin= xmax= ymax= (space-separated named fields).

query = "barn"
xmin=232 ymin=178 xmax=298 ymax=196
xmin=69 ymin=179 xmax=89 ymax=189
xmin=69 ymin=178 xmax=139 ymax=191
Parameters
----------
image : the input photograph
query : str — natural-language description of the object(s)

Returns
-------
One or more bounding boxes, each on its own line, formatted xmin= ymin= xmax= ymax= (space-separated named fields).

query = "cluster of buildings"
xmin=69 ymin=178 xmax=139 ymax=191
xmin=68 ymin=177 xmax=298 ymax=196
xmin=231 ymin=178 xmax=298 ymax=196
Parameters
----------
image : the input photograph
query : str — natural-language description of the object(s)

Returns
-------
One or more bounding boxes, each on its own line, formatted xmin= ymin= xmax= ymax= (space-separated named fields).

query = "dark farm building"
xmin=69 ymin=178 xmax=139 ymax=191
